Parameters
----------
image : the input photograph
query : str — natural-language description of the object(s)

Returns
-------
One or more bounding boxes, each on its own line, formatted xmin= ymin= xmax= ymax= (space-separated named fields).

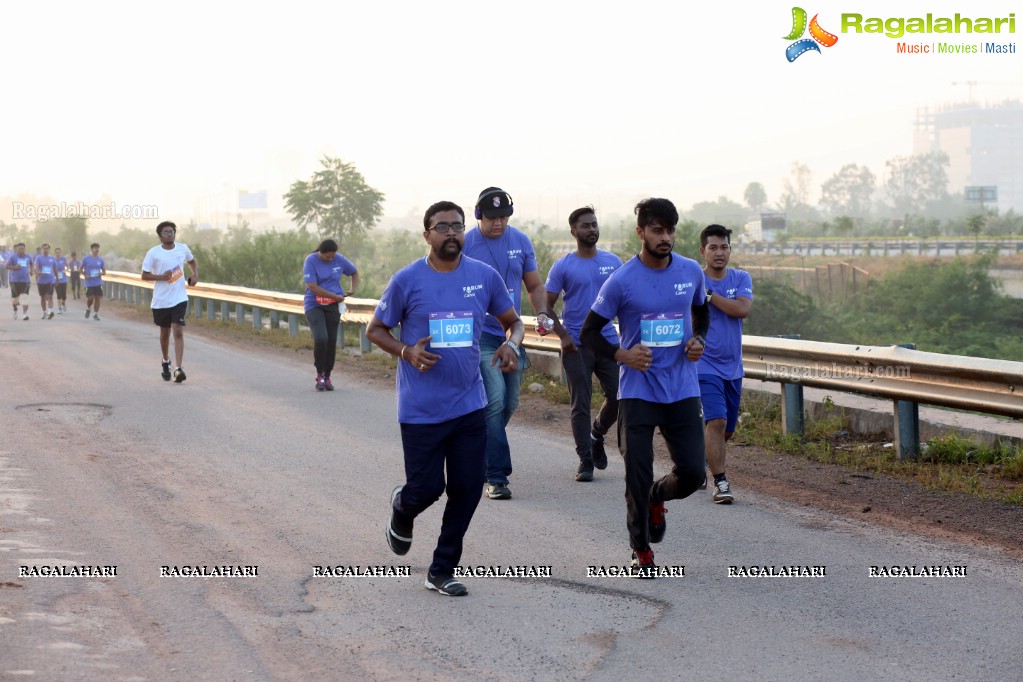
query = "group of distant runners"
xmin=3 ymin=222 xmax=199 ymax=384
xmin=2 ymin=242 xmax=106 ymax=320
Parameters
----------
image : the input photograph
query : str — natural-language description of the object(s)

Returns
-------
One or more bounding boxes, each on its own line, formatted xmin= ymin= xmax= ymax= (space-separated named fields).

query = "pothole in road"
xmin=16 ymin=403 xmax=113 ymax=428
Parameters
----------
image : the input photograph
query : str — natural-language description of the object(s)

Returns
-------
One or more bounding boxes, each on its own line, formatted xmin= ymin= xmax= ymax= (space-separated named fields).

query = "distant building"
xmin=913 ymin=100 xmax=1023 ymax=214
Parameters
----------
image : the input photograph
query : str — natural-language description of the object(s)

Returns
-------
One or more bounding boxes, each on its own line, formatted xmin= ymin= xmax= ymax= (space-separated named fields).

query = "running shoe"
xmin=575 ymin=461 xmax=594 ymax=482
xmin=85 ymin=309 xmax=91 ymax=318
xmin=385 ymin=486 xmax=413 ymax=556
xmin=713 ymin=479 xmax=735 ymax=504
xmin=485 ymin=483 xmax=511 ymax=500
xmin=161 ymin=360 xmax=172 ymax=381
xmin=323 ymin=376 xmax=334 ymax=391
xmin=93 ymin=313 xmax=100 ymax=321
xmin=630 ymin=549 xmax=657 ymax=579
xmin=649 ymin=500 xmax=667 ymax=543
xmin=315 ymin=373 xmax=326 ymax=391
xmin=425 ymin=572 xmax=468 ymax=596
xmin=173 ymin=367 xmax=186 ymax=383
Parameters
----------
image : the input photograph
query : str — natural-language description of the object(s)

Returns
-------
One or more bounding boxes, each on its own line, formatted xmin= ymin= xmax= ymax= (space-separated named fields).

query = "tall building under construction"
xmin=913 ymin=99 xmax=1023 ymax=215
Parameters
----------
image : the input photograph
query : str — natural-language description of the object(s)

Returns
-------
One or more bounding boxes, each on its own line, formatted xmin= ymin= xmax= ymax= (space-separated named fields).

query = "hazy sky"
xmin=2 ymin=0 xmax=1020 ymax=229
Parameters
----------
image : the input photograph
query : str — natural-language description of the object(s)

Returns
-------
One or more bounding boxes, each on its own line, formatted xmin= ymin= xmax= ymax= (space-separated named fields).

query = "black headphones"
xmin=474 ymin=188 xmax=514 ymax=220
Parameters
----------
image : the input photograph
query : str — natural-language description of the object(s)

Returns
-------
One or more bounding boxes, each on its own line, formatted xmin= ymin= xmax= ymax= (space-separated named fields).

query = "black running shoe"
xmin=591 ymin=432 xmax=608 ymax=470
xmin=161 ymin=360 xmax=172 ymax=381
xmin=575 ymin=461 xmax=594 ymax=482
xmin=173 ymin=367 xmax=186 ymax=383
xmin=386 ymin=486 xmax=413 ymax=556
xmin=425 ymin=572 xmax=468 ymax=596
xmin=649 ymin=500 xmax=667 ymax=544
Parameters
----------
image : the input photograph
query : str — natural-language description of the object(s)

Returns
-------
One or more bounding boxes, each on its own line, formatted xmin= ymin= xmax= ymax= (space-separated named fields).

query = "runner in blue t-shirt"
xmin=34 ymin=243 xmax=57 ymax=319
xmin=544 ymin=206 xmax=623 ymax=482
xmin=54 ymin=248 xmax=69 ymax=314
xmin=5 ymin=243 xmax=33 ymax=320
xmin=368 ymin=200 xmax=523 ymax=597
xmin=462 ymin=186 xmax=549 ymax=501
xmin=697 ymin=224 xmax=753 ymax=505
xmin=302 ymin=240 xmax=358 ymax=392
xmin=581 ymin=198 xmax=709 ymax=577
xmin=81 ymin=243 xmax=107 ymax=320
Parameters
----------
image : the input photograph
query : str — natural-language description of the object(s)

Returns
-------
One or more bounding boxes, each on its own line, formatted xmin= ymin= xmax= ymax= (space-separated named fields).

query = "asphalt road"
xmin=1 ymin=301 xmax=1021 ymax=681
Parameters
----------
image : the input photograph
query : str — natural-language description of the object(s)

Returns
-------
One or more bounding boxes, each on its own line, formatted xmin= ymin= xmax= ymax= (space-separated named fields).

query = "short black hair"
xmin=423 ymin=201 xmax=465 ymax=230
xmin=156 ymin=220 xmax=177 ymax=236
xmin=568 ymin=205 xmax=596 ymax=228
xmin=700 ymin=224 xmax=732 ymax=246
xmin=634 ymin=198 xmax=679 ymax=229
xmin=90 ymin=243 xmax=100 ymax=249
xmin=317 ymin=239 xmax=338 ymax=253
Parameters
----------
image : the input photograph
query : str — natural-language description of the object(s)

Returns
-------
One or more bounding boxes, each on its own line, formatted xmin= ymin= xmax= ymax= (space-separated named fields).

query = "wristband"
xmin=400 ymin=345 xmax=409 ymax=361
xmin=503 ymin=340 xmax=519 ymax=352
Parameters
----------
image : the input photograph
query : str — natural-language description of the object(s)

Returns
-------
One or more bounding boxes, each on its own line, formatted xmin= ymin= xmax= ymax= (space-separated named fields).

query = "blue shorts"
xmin=699 ymin=374 xmax=742 ymax=433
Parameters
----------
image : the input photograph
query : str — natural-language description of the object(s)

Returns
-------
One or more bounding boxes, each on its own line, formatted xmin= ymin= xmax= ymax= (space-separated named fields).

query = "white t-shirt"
xmin=143 ymin=242 xmax=194 ymax=309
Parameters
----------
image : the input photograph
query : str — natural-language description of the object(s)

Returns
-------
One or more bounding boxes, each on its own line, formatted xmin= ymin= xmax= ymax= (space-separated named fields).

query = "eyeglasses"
xmin=431 ymin=222 xmax=466 ymax=233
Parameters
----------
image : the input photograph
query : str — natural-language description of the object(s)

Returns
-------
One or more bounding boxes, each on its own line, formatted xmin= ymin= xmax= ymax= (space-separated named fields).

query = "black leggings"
xmin=306 ymin=304 xmax=340 ymax=376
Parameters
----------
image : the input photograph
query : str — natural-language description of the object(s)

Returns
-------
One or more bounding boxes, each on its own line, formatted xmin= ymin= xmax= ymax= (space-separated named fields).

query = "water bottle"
xmin=536 ymin=315 xmax=554 ymax=336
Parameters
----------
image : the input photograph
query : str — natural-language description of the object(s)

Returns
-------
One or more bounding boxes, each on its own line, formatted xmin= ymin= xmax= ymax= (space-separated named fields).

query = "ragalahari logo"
xmin=784 ymin=7 xmax=838 ymax=61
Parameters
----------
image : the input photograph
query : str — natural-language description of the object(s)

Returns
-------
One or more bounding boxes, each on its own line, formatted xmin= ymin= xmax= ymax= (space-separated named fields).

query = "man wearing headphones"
xmin=463 ymin=187 xmax=550 ymax=500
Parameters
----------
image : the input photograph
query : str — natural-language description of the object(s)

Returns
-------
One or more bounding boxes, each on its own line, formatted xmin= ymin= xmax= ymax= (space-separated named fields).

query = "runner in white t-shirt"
xmin=141 ymin=221 xmax=198 ymax=383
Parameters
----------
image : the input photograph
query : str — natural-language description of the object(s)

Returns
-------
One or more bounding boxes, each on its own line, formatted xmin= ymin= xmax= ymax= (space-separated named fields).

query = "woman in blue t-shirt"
xmin=302 ymin=239 xmax=359 ymax=392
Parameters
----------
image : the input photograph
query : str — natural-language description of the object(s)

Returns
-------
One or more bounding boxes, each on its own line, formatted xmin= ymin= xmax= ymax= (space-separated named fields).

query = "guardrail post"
xmin=221 ymin=301 xmax=229 ymax=321
xmin=289 ymin=314 xmax=299 ymax=336
xmin=193 ymin=298 xmax=202 ymax=319
xmin=781 ymin=383 xmax=805 ymax=437
xmin=207 ymin=300 xmax=216 ymax=320
xmin=252 ymin=307 xmax=262 ymax=330
xmin=360 ymin=323 xmax=371 ymax=354
xmin=893 ymin=343 xmax=920 ymax=461
xmin=270 ymin=310 xmax=280 ymax=329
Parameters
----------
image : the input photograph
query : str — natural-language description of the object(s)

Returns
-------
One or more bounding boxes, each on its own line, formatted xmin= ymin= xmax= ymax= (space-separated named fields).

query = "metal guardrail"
xmin=101 ymin=271 xmax=1023 ymax=459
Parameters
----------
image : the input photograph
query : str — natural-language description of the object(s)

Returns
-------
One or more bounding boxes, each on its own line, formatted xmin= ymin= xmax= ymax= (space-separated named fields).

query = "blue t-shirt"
xmin=463 ymin=226 xmax=538 ymax=337
xmin=591 ymin=254 xmax=706 ymax=403
xmin=545 ymin=250 xmax=623 ymax=346
xmin=374 ymin=256 xmax=514 ymax=424
xmin=55 ymin=257 xmax=68 ymax=283
xmin=302 ymin=252 xmax=357 ymax=312
xmin=35 ymin=255 xmax=57 ymax=285
xmin=81 ymin=255 xmax=105 ymax=287
xmin=697 ymin=268 xmax=753 ymax=380
xmin=8 ymin=254 xmax=32 ymax=283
